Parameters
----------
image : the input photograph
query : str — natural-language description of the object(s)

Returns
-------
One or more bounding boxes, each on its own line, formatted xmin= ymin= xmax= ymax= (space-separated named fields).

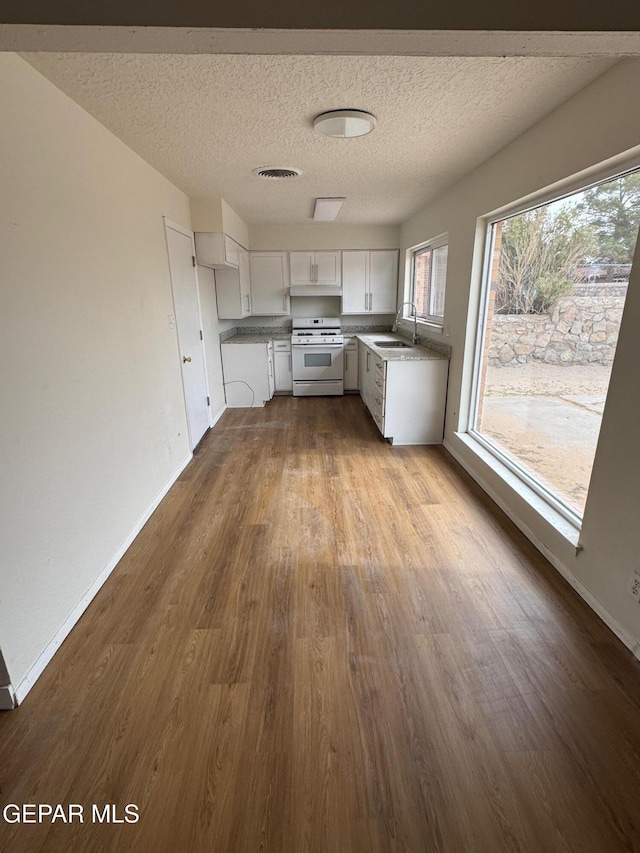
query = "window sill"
xmin=451 ymin=431 xmax=581 ymax=549
xmin=400 ymin=317 xmax=444 ymax=335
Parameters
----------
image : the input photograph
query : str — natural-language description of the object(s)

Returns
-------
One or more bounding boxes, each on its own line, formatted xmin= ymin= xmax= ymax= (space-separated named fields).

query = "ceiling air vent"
xmin=253 ymin=167 xmax=301 ymax=180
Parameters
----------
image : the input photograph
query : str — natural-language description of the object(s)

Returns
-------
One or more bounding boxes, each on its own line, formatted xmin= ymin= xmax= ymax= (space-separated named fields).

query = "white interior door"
xmin=165 ymin=220 xmax=210 ymax=449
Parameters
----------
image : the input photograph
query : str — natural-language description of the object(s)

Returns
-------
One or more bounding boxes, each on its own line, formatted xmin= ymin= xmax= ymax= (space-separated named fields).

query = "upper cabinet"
xmin=290 ymin=251 xmax=341 ymax=287
xmin=342 ymin=250 xmax=398 ymax=315
xmin=250 ymin=252 xmax=290 ymax=316
xmin=194 ymin=232 xmax=241 ymax=269
xmin=215 ymin=246 xmax=251 ymax=319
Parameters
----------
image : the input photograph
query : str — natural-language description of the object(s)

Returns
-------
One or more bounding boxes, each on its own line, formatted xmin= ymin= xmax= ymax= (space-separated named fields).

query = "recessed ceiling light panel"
xmin=313 ymin=109 xmax=377 ymax=139
xmin=253 ymin=167 xmax=301 ymax=179
xmin=313 ymin=198 xmax=346 ymax=221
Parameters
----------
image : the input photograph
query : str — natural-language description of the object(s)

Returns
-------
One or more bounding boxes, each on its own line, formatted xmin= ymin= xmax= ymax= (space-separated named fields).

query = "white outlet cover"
xmin=627 ymin=570 xmax=640 ymax=602
xmin=167 ymin=314 xmax=176 ymax=329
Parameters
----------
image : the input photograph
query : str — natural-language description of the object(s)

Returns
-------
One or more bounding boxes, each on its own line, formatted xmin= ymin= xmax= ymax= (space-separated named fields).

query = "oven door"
xmin=291 ymin=343 xmax=344 ymax=381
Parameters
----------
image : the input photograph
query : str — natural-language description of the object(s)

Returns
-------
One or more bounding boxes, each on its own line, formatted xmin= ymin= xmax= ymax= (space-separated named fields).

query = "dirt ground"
xmin=477 ymin=362 xmax=613 ymax=514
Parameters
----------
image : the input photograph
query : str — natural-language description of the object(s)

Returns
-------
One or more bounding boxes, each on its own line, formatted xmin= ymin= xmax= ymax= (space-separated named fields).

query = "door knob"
xmin=183 ymin=356 xmax=192 ymax=363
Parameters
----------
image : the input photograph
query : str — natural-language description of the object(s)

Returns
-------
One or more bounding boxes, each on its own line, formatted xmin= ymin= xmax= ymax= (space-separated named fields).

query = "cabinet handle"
xmin=289 ymin=355 xmax=292 ymax=373
xmin=370 ymin=293 xmax=373 ymax=311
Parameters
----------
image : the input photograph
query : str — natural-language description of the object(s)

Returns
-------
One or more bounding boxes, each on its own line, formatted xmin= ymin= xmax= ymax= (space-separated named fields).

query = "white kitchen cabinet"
xmin=289 ymin=251 xmax=341 ymax=287
xmin=221 ymin=342 xmax=274 ymax=407
xmin=273 ymin=339 xmax=293 ymax=392
xmin=359 ymin=343 xmax=377 ymax=414
xmin=358 ymin=339 xmax=448 ymax=444
xmin=342 ymin=250 xmax=398 ymax=314
xmin=358 ymin=340 xmax=367 ymax=399
xmin=344 ymin=337 xmax=359 ymax=391
xmin=267 ymin=341 xmax=275 ymax=399
xmin=250 ymin=252 xmax=290 ymax=316
xmin=194 ymin=232 xmax=240 ymax=268
xmin=215 ymin=246 xmax=251 ymax=319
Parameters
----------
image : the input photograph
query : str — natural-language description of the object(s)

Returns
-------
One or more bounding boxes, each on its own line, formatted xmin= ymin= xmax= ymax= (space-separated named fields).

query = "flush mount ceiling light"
xmin=313 ymin=197 xmax=346 ymax=221
xmin=313 ymin=109 xmax=377 ymax=139
xmin=253 ymin=167 xmax=301 ymax=179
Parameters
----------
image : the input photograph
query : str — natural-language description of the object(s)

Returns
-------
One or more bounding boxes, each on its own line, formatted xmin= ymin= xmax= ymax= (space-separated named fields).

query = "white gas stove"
xmin=291 ymin=318 xmax=344 ymax=396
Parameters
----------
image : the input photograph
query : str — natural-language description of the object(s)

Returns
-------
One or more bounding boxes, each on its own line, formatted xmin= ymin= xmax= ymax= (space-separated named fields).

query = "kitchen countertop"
xmin=222 ymin=332 xmax=291 ymax=344
xmin=221 ymin=331 xmax=449 ymax=361
xmin=356 ymin=333 xmax=449 ymax=361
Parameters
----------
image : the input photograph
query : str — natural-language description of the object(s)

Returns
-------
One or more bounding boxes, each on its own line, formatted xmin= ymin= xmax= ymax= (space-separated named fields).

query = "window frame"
xmin=467 ymin=160 xmax=640 ymax=529
xmin=405 ymin=233 xmax=448 ymax=330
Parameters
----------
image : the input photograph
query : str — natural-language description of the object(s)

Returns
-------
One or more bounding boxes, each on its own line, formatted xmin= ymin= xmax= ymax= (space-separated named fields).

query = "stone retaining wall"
xmin=487 ymin=292 xmax=626 ymax=366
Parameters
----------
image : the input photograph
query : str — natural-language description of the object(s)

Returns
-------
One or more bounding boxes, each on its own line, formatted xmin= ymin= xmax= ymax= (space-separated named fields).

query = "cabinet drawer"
xmin=273 ymin=339 xmax=291 ymax=351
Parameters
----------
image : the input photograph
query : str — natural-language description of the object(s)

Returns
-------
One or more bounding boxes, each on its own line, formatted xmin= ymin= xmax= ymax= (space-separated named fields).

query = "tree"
xmin=577 ymin=171 xmax=640 ymax=265
xmin=495 ymin=207 xmax=594 ymax=315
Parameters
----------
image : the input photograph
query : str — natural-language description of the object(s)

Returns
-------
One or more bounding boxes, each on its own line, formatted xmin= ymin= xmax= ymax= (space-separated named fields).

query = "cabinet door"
xmin=267 ymin=349 xmax=275 ymax=399
xmin=274 ymin=350 xmax=293 ymax=392
xmin=250 ymin=252 xmax=290 ymax=315
xmin=358 ymin=341 xmax=366 ymax=398
xmin=369 ymin=250 xmax=398 ymax=314
xmin=215 ymin=267 xmax=246 ymax=319
xmin=195 ymin=232 xmax=240 ymax=269
xmin=344 ymin=346 xmax=359 ymax=390
xmin=315 ymin=251 xmax=341 ymax=286
xmin=221 ymin=343 xmax=271 ymax=407
xmin=290 ymin=252 xmax=314 ymax=286
xmin=342 ymin=252 xmax=369 ymax=314
xmin=239 ymin=249 xmax=252 ymax=316
xmin=363 ymin=346 xmax=374 ymax=412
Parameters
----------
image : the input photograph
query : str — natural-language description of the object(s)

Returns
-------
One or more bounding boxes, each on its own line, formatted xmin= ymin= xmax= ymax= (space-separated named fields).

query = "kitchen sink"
xmin=373 ymin=340 xmax=413 ymax=348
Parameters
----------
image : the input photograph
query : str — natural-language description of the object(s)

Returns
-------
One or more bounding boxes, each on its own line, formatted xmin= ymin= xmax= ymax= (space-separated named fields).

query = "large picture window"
xmin=471 ymin=169 xmax=639 ymax=522
xmin=408 ymin=236 xmax=448 ymax=325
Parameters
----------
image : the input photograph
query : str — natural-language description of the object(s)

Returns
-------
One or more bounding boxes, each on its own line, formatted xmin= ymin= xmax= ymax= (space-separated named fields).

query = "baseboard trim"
xmin=209 ymin=404 xmax=226 ymax=428
xmin=14 ymin=452 xmax=193 ymax=705
xmin=0 ymin=684 xmax=17 ymax=710
xmin=443 ymin=438 xmax=640 ymax=662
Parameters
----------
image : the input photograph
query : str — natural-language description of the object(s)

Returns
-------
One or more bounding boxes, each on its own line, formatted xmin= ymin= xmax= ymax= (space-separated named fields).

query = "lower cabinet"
xmin=359 ymin=342 xmax=448 ymax=444
xmin=221 ymin=342 xmax=275 ymax=407
xmin=273 ymin=339 xmax=293 ymax=392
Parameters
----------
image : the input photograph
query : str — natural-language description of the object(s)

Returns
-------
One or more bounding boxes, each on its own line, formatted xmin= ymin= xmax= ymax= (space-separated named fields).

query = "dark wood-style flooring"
xmin=2 ymin=395 xmax=640 ymax=852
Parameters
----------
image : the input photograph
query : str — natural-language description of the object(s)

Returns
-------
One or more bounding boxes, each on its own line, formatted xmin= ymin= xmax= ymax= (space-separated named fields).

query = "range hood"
xmin=289 ymin=285 xmax=342 ymax=297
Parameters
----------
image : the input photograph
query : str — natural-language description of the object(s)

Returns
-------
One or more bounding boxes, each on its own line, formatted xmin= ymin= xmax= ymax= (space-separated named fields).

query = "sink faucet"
xmin=392 ymin=302 xmax=420 ymax=345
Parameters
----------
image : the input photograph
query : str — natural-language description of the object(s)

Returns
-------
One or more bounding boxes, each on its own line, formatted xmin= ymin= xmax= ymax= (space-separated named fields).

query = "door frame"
xmin=163 ymin=217 xmax=212 ymax=449
xmin=0 ymin=648 xmax=16 ymax=710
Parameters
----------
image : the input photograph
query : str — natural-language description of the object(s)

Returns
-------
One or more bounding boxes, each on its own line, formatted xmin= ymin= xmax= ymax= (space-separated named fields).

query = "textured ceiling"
xmin=23 ymin=53 xmax=617 ymax=225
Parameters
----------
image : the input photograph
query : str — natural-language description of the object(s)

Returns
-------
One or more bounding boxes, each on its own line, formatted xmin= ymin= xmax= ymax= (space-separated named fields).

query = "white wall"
xmin=249 ymin=223 xmax=399 ymax=251
xmin=401 ymin=58 xmax=640 ymax=651
xmin=221 ymin=200 xmax=250 ymax=249
xmin=190 ymin=196 xmax=224 ymax=232
xmin=0 ymin=54 xmax=194 ymax=691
